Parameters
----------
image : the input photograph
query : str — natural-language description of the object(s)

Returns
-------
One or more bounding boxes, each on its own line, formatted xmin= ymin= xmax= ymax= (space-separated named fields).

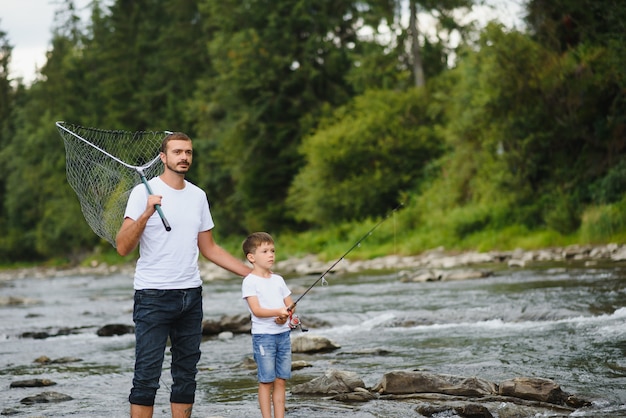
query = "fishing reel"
xmin=288 ymin=312 xmax=308 ymax=332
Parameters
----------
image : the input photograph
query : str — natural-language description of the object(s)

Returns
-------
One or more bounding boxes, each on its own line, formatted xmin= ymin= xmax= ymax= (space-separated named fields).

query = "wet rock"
xmin=290 ymin=368 xmax=584 ymax=417
xmin=339 ymin=347 xmax=392 ymax=356
xmin=202 ymin=313 xmax=251 ymax=335
xmin=443 ymin=269 xmax=493 ymax=281
xmin=239 ymin=356 xmax=257 ymax=370
xmin=21 ymin=330 xmax=51 ymax=339
xmin=22 ymin=326 xmax=84 ymax=339
xmin=20 ymin=391 xmax=73 ymax=404
xmin=10 ymin=378 xmax=56 ymax=388
xmin=498 ymin=377 xmax=567 ymax=405
xmin=373 ymin=371 xmax=497 ymax=397
xmin=34 ymin=356 xmax=82 ymax=364
xmin=330 ymin=387 xmax=377 ymax=402
xmin=291 ymin=369 xmax=365 ymax=395
xmin=97 ymin=323 xmax=134 ymax=336
xmin=415 ymin=402 xmax=494 ymax=418
xmin=508 ymin=259 xmax=526 ymax=268
xmin=0 ymin=296 xmax=40 ymax=306
xmin=291 ymin=360 xmax=313 ymax=370
xmin=454 ymin=403 xmax=494 ymax=417
xmin=291 ymin=334 xmax=341 ymax=353
xmin=218 ymin=331 xmax=234 ymax=340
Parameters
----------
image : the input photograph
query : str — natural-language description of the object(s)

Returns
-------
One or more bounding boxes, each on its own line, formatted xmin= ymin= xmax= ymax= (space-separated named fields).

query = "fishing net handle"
xmin=137 ymin=169 xmax=171 ymax=231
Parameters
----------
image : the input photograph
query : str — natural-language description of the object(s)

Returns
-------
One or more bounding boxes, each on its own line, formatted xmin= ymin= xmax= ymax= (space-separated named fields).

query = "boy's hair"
xmin=243 ymin=232 xmax=274 ymax=256
xmin=160 ymin=132 xmax=191 ymax=153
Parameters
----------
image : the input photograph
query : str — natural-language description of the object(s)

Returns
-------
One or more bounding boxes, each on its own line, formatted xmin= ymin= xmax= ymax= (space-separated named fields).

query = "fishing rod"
xmin=287 ymin=203 xmax=403 ymax=331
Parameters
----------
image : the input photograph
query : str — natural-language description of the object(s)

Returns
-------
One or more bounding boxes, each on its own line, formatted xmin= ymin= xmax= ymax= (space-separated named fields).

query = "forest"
xmin=0 ymin=0 xmax=624 ymax=265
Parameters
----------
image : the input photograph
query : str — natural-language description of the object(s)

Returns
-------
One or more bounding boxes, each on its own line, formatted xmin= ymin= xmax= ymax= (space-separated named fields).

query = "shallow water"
xmin=1 ymin=260 xmax=626 ymax=417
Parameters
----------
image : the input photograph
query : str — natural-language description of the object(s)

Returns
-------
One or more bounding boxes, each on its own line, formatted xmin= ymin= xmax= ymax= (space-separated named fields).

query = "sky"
xmin=1 ymin=0 xmax=94 ymax=84
xmin=1 ymin=0 xmax=525 ymax=85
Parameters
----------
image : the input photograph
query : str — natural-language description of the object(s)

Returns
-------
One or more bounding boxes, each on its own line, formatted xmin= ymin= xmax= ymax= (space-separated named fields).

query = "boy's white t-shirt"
xmin=124 ymin=177 xmax=214 ymax=290
xmin=242 ymin=273 xmax=291 ymax=334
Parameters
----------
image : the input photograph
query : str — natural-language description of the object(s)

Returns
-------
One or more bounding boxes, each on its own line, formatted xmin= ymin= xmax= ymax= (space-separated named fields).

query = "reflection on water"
xmin=1 ymin=261 xmax=626 ymax=417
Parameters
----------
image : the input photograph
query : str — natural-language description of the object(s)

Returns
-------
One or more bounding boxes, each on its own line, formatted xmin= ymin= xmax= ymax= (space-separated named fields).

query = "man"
xmin=116 ymin=132 xmax=251 ymax=418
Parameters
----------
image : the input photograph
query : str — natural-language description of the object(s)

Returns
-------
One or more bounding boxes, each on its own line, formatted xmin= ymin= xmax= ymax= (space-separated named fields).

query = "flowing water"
xmin=1 ymin=260 xmax=626 ymax=417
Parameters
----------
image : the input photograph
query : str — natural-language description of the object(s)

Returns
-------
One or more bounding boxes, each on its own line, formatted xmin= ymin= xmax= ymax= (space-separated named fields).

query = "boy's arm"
xmin=245 ymin=296 xmax=289 ymax=319
xmin=284 ymin=295 xmax=295 ymax=313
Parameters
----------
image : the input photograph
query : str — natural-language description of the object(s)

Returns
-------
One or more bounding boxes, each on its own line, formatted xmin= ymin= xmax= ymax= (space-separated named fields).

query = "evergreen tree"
xmin=192 ymin=0 xmax=359 ymax=233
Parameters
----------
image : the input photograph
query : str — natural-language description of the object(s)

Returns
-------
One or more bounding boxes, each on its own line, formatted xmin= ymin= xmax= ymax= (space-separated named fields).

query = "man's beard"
xmin=166 ymin=161 xmax=189 ymax=174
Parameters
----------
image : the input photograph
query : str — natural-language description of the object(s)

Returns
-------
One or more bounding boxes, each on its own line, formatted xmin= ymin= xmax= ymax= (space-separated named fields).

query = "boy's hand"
xmin=275 ymin=306 xmax=290 ymax=324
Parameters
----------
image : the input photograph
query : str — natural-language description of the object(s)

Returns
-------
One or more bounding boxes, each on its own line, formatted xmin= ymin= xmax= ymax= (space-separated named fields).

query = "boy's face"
xmin=248 ymin=242 xmax=275 ymax=269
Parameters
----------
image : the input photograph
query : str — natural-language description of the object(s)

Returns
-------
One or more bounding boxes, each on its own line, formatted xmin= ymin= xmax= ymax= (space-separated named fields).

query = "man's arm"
xmin=198 ymin=229 xmax=252 ymax=277
xmin=115 ymin=194 xmax=160 ymax=256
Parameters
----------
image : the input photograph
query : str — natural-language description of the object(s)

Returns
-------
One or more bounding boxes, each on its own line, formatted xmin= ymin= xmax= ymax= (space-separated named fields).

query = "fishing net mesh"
xmin=56 ymin=121 xmax=168 ymax=247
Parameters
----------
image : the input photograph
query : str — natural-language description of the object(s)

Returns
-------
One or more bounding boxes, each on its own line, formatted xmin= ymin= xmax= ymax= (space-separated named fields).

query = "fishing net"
xmin=56 ymin=121 xmax=169 ymax=247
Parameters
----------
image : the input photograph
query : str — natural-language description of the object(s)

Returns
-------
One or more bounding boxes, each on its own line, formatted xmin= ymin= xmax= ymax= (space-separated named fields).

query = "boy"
xmin=241 ymin=232 xmax=294 ymax=418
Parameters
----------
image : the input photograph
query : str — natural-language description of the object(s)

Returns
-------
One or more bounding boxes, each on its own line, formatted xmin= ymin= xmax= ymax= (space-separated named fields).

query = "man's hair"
xmin=160 ymin=132 xmax=191 ymax=153
xmin=243 ymin=232 xmax=274 ymax=256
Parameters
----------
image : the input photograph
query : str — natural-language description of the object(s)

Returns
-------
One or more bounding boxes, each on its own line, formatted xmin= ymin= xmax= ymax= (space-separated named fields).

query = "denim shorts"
xmin=129 ymin=287 xmax=203 ymax=406
xmin=252 ymin=331 xmax=292 ymax=383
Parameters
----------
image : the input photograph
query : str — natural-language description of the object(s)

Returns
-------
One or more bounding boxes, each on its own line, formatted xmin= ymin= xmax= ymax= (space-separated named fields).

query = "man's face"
xmin=162 ymin=139 xmax=193 ymax=174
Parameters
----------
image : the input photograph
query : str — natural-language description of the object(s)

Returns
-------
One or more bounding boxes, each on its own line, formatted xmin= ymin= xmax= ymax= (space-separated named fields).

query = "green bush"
xmin=579 ymin=201 xmax=626 ymax=243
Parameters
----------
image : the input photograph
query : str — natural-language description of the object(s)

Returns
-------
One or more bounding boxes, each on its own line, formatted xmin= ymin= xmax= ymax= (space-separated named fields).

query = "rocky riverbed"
xmin=2 ymin=243 xmax=626 ymax=285
xmin=2 ymin=243 xmax=626 ymax=417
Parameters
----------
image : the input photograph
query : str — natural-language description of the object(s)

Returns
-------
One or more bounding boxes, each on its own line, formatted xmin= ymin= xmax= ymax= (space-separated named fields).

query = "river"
xmin=1 ymin=260 xmax=625 ymax=417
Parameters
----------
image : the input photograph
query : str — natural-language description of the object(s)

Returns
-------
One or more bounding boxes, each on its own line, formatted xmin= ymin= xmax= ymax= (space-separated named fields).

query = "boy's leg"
xmin=273 ymin=330 xmax=291 ymax=418
xmin=272 ymin=378 xmax=286 ymax=418
xmin=258 ymin=382 xmax=273 ymax=418
xmin=253 ymin=333 xmax=278 ymax=418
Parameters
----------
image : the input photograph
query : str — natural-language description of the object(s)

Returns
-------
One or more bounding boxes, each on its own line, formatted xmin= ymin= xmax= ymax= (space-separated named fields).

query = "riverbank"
xmin=2 ymin=242 xmax=625 ymax=283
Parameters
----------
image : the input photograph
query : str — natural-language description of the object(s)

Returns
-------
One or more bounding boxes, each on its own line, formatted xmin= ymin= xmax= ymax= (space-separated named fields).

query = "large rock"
xmin=291 ymin=369 xmax=365 ymax=395
xmin=291 ymin=334 xmax=340 ymax=353
xmin=202 ymin=313 xmax=251 ymax=335
xmin=498 ymin=377 xmax=567 ymax=405
xmin=97 ymin=323 xmax=134 ymax=336
xmin=10 ymin=379 xmax=56 ymax=388
xmin=372 ymin=371 xmax=497 ymax=397
xmin=20 ymin=391 xmax=73 ymax=404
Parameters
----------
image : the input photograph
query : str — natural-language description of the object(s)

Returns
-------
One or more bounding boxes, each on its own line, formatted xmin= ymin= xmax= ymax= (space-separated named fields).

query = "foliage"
xmin=192 ymin=0 xmax=360 ymax=233
xmin=287 ymin=88 xmax=443 ymax=225
xmin=579 ymin=198 xmax=626 ymax=243
xmin=0 ymin=0 xmax=625 ymax=264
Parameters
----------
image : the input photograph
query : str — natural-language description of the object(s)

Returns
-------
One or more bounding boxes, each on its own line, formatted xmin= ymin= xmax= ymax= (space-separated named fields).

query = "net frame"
xmin=56 ymin=121 xmax=171 ymax=247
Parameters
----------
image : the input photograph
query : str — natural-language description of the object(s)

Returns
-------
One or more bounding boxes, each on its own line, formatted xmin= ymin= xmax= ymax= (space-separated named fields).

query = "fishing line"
xmin=287 ymin=203 xmax=403 ymax=330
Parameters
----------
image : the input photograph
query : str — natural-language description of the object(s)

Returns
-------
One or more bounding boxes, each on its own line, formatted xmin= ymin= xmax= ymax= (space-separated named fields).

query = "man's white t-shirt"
xmin=242 ymin=273 xmax=291 ymax=334
xmin=124 ymin=177 xmax=214 ymax=290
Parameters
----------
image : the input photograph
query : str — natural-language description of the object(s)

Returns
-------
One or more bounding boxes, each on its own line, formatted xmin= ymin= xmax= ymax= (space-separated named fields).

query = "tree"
xmin=191 ymin=0 xmax=359 ymax=233
xmin=0 ymin=25 xmax=18 ymax=261
xmin=287 ymin=88 xmax=444 ymax=224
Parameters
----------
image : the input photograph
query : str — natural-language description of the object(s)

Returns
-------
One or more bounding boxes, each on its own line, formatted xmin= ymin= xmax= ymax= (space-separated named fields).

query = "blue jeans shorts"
xmin=129 ymin=287 xmax=203 ymax=406
xmin=252 ymin=331 xmax=292 ymax=383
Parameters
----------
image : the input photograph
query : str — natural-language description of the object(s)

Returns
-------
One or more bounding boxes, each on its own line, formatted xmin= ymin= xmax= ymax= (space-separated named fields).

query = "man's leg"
xmin=130 ymin=290 xmax=171 ymax=414
xmin=169 ymin=288 xmax=203 ymax=411
xmin=171 ymin=403 xmax=193 ymax=418
xmin=130 ymin=404 xmax=154 ymax=418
